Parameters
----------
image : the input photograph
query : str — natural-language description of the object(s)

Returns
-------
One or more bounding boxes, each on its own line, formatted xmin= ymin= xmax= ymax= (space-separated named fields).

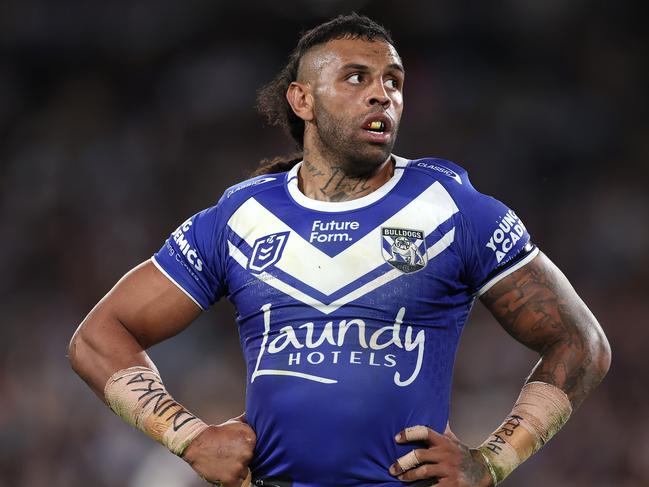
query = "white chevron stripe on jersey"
xmin=228 ymin=227 xmax=456 ymax=315
xmin=227 ymin=181 xmax=459 ymax=297
xmin=228 ymin=182 xmax=458 ymax=296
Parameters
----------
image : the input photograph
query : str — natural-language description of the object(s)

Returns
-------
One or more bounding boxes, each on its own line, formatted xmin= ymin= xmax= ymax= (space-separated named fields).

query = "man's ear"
xmin=286 ymin=82 xmax=314 ymax=122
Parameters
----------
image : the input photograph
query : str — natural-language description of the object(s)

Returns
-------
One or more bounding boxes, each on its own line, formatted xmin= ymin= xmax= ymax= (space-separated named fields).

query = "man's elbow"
xmin=595 ymin=331 xmax=612 ymax=382
xmin=587 ymin=324 xmax=612 ymax=386
xmin=68 ymin=325 xmax=87 ymax=376
xmin=68 ymin=319 xmax=101 ymax=381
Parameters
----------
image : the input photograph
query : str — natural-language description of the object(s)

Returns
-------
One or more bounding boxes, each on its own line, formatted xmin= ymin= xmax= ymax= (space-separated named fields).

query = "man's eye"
xmin=348 ymin=74 xmax=363 ymax=84
xmin=385 ymin=79 xmax=399 ymax=89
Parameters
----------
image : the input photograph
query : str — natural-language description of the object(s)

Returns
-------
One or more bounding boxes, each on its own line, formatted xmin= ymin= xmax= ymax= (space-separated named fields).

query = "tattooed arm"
xmin=68 ymin=260 xmax=255 ymax=487
xmin=465 ymin=250 xmax=611 ymax=484
xmin=389 ymin=252 xmax=610 ymax=486
xmin=480 ymin=251 xmax=611 ymax=410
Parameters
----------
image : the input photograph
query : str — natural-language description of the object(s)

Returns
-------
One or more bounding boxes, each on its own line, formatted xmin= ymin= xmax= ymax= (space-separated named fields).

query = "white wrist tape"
xmin=104 ymin=366 xmax=208 ymax=456
xmin=478 ymin=381 xmax=572 ymax=485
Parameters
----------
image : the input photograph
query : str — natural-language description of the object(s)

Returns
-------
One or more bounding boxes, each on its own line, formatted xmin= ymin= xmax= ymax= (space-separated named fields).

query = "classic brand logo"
xmin=381 ymin=227 xmax=427 ymax=273
xmin=248 ymin=232 xmax=289 ymax=273
xmin=226 ymin=177 xmax=276 ymax=198
xmin=416 ymin=162 xmax=462 ymax=184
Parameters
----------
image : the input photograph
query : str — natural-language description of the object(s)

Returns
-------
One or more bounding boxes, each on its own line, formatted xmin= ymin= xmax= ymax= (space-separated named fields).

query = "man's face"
xmin=300 ymin=37 xmax=404 ymax=176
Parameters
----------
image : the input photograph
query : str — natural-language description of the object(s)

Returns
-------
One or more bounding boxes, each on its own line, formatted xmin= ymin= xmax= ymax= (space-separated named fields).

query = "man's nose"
xmin=367 ymin=81 xmax=391 ymax=108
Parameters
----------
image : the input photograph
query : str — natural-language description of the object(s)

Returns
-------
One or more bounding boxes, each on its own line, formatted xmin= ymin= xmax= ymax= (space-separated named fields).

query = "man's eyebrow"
xmin=340 ymin=63 xmax=371 ymax=72
xmin=340 ymin=62 xmax=405 ymax=73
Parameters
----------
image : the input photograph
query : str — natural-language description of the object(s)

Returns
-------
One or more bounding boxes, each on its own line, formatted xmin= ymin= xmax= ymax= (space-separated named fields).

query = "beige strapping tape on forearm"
xmin=478 ymin=381 xmax=572 ymax=485
xmin=104 ymin=366 xmax=208 ymax=456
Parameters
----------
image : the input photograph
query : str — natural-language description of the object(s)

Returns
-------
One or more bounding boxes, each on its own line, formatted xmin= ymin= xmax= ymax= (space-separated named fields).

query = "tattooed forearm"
xmin=480 ymin=252 xmax=611 ymax=409
xmin=104 ymin=366 xmax=208 ymax=455
xmin=127 ymin=371 xmax=198 ymax=432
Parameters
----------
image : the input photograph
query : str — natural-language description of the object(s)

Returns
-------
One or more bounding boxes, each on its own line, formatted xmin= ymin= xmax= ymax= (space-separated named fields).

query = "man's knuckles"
xmin=222 ymin=465 xmax=247 ymax=483
xmin=185 ymin=425 xmax=255 ymax=465
xmin=203 ymin=464 xmax=248 ymax=487
xmin=239 ymin=426 xmax=256 ymax=447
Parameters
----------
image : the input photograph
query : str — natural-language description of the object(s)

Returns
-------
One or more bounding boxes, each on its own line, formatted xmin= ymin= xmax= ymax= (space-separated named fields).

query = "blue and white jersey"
xmin=152 ymin=156 xmax=538 ymax=487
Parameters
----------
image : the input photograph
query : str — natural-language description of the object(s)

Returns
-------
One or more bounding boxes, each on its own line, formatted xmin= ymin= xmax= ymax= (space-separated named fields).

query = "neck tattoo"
xmin=300 ymin=158 xmax=393 ymax=203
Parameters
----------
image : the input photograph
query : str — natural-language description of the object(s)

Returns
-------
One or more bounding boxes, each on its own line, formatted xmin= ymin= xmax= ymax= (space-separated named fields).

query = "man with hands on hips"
xmin=69 ymin=13 xmax=610 ymax=487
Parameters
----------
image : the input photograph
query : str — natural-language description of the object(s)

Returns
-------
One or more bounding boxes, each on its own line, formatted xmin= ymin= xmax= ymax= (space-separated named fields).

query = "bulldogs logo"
xmin=381 ymin=227 xmax=427 ymax=273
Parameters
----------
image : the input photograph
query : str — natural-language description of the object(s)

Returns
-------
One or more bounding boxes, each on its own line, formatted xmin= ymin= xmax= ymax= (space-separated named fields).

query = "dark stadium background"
xmin=1 ymin=1 xmax=647 ymax=485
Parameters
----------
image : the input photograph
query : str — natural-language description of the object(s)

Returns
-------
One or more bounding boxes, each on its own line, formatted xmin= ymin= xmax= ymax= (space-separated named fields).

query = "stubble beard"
xmin=312 ymin=103 xmax=398 ymax=179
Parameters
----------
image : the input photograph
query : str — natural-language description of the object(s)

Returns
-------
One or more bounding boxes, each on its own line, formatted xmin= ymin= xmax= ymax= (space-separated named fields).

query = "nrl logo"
xmin=248 ymin=231 xmax=289 ymax=273
xmin=381 ymin=227 xmax=427 ymax=274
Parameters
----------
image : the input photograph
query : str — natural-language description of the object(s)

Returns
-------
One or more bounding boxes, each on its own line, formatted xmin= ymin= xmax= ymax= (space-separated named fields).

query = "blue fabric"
xmin=153 ymin=158 xmax=534 ymax=486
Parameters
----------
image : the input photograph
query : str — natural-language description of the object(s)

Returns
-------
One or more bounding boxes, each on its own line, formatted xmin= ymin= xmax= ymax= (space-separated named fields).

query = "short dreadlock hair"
xmin=253 ymin=13 xmax=395 ymax=176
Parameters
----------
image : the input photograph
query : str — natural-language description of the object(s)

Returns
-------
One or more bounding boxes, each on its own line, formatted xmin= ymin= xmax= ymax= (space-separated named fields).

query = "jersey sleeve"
xmin=151 ymin=204 xmax=226 ymax=309
xmin=459 ymin=188 xmax=539 ymax=296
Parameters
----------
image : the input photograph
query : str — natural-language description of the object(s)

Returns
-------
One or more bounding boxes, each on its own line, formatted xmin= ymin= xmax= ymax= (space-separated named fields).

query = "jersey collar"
xmin=286 ymin=155 xmax=408 ymax=212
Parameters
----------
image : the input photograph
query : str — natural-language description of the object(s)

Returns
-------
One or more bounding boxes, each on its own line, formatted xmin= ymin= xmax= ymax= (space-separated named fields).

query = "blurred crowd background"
xmin=1 ymin=1 xmax=647 ymax=486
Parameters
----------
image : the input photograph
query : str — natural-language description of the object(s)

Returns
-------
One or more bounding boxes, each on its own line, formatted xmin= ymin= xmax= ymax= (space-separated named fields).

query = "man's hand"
xmin=182 ymin=414 xmax=256 ymax=487
xmin=388 ymin=425 xmax=493 ymax=486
